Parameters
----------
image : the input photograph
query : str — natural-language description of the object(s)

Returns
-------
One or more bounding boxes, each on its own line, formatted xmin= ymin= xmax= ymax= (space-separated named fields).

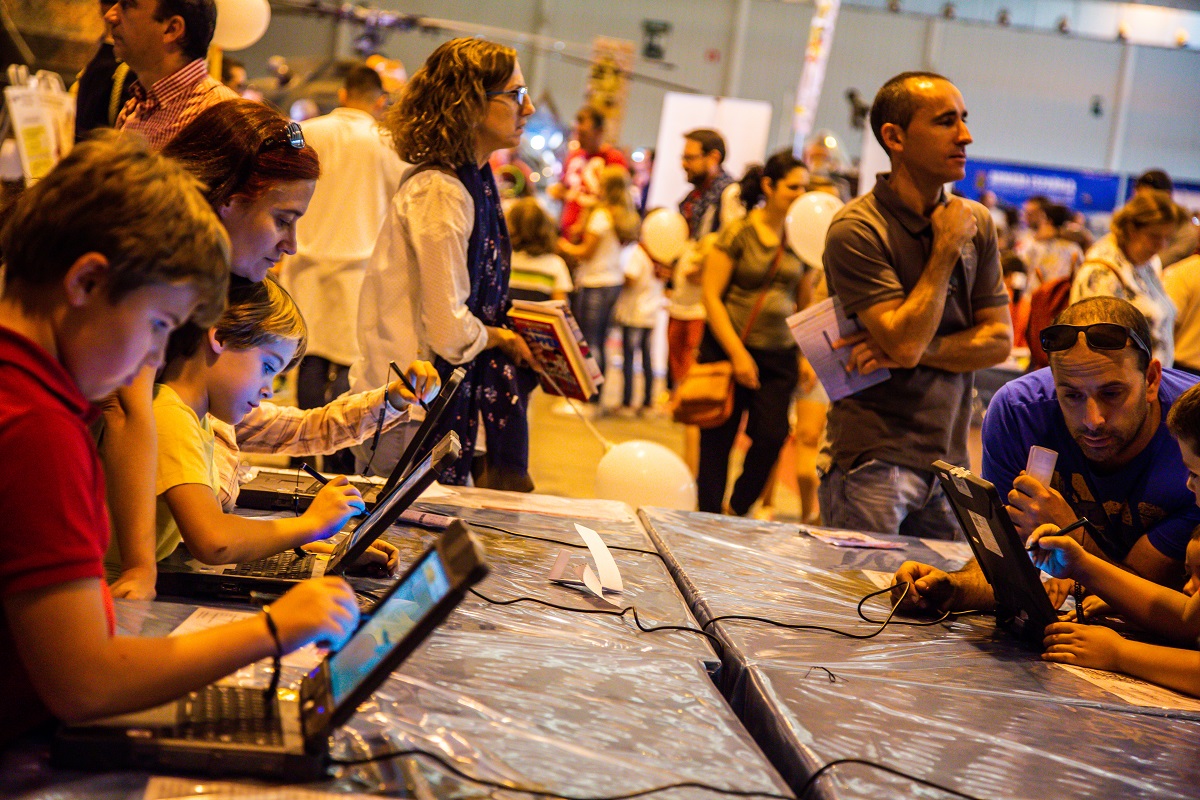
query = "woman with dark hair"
xmin=103 ymin=99 xmax=434 ymax=598
xmin=351 ymin=37 xmax=540 ymax=490
xmin=696 ymin=149 xmax=810 ymax=515
xmin=163 ymin=98 xmax=321 ymax=283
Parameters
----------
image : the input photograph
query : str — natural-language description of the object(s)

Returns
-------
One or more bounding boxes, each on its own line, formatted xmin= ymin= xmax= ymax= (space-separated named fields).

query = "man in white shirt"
xmin=279 ymin=64 xmax=404 ymax=472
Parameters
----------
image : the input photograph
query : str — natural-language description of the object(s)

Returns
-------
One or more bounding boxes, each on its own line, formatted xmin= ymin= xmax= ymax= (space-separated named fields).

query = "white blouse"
xmin=349 ymin=167 xmax=489 ymax=396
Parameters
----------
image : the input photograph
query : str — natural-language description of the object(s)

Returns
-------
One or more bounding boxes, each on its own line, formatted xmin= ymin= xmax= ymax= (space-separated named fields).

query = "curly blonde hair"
xmin=385 ymin=38 xmax=517 ymax=168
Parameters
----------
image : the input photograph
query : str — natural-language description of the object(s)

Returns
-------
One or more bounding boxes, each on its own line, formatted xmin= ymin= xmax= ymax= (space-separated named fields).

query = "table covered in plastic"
xmin=640 ymin=507 xmax=1200 ymax=799
xmin=4 ymin=494 xmax=785 ymax=799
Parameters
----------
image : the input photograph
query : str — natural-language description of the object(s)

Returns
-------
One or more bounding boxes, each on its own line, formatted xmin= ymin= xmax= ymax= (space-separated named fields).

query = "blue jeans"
xmin=621 ymin=326 xmax=653 ymax=407
xmin=572 ymin=285 xmax=622 ymax=400
xmin=818 ymin=459 xmax=961 ymax=540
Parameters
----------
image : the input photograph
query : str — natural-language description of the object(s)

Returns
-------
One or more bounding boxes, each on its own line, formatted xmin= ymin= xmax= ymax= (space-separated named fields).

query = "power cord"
xmin=796 ymin=758 xmax=986 ymax=799
xmin=469 ymin=587 xmax=725 ymax=657
xmin=329 ymin=746 xmax=986 ymax=800
xmin=703 ymin=584 xmax=944 ymax=639
xmin=330 ymin=746 xmax=794 ymax=799
xmin=467 ymin=520 xmax=667 ymax=561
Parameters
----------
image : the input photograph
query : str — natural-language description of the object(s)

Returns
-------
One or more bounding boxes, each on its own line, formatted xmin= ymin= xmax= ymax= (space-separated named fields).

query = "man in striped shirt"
xmin=108 ymin=0 xmax=238 ymax=150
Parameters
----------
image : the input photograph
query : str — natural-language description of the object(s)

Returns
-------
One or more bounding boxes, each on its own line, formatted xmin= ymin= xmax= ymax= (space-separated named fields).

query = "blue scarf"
xmin=429 ymin=162 xmax=534 ymax=485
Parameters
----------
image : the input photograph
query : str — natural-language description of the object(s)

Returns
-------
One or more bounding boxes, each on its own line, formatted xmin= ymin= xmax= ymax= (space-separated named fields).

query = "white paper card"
xmin=1055 ymin=664 xmax=1200 ymax=713
xmin=967 ymin=509 xmax=1003 ymax=557
xmin=548 ymin=551 xmax=620 ymax=606
xmin=861 ymin=569 xmax=894 ymax=590
xmin=574 ymin=523 xmax=624 ymax=592
xmin=920 ymin=538 xmax=974 ymax=565
xmin=170 ymin=608 xmax=320 ymax=670
xmin=786 ymin=297 xmax=891 ymax=401
xmin=802 ymin=526 xmax=906 ymax=549
xmin=1026 ymin=446 xmax=1058 ymax=486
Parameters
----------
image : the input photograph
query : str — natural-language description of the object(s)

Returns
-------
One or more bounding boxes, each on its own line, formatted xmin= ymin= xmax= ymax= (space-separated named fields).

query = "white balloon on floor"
xmin=595 ymin=440 xmax=697 ymax=510
xmin=640 ymin=209 xmax=690 ymax=264
xmin=785 ymin=192 xmax=844 ymax=270
xmin=213 ymin=0 xmax=271 ymax=51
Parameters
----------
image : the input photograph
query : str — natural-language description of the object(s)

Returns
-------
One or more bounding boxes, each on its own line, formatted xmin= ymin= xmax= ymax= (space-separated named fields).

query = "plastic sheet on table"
xmin=7 ymin=598 xmax=788 ymax=800
xmin=351 ymin=520 xmax=718 ymax=662
xmin=329 ymin=628 xmax=788 ymax=798
xmin=639 ymin=509 xmax=1200 ymax=714
xmin=746 ymin=661 xmax=1200 ymax=800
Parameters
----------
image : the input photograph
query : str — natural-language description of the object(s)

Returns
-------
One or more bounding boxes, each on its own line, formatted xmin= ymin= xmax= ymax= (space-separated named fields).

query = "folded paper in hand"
xmin=787 ymin=297 xmax=891 ymax=401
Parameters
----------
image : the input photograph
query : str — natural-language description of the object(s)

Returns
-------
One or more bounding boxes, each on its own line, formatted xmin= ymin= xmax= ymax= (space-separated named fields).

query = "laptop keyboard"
xmin=177 ymin=685 xmax=284 ymax=746
xmin=227 ymin=551 xmax=315 ymax=579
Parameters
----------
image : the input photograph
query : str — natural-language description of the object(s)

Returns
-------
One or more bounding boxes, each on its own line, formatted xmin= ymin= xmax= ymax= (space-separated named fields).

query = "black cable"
xmin=467 ymin=520 xmax=666 ymax=561
xmin=796 ymin=758 xmax=987 ymax=800
xmin=703 ymin=584 xmax=914 ymax=639
xmin=469 ymin=587 xmax=725 ymax=657
xmin=330 ymin=746 xmax=795 ymax=800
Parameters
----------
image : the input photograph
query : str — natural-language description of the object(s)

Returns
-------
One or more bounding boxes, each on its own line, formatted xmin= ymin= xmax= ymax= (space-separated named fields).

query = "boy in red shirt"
xmin=0 ymin=133 xmax=360 ymax=745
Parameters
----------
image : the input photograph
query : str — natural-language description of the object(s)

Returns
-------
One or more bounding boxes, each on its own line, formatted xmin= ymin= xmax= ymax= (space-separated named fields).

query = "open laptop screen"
xmin=325 ymin=445 xmax=439 ymax=571
xmin=327 ymin=549 xmax=451 ymax=706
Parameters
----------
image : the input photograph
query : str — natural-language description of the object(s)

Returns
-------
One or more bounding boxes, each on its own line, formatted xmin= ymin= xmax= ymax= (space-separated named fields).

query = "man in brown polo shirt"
xmin=818 ymin=71 xmax=1013 ymax=539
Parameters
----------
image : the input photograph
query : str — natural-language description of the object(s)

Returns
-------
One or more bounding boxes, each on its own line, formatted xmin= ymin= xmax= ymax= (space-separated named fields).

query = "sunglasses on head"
xmin=260 ymin=121 xmax=306 ymax=151
xmin=1039 ymin=323 xmax=1152 ymax=359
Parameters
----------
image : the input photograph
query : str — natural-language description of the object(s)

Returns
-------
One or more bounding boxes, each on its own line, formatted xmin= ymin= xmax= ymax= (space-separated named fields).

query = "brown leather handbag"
xmin=673 ymin=234 xmax=785 ymax=429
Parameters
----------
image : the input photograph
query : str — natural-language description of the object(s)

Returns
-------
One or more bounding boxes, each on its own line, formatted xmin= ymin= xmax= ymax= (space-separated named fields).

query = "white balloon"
xmin=595 ymin=440 xmax=697 ymax=511
xmin=212 ymin=0 xmax=271 ymax=52
xmin=640 ymin=208 xmax=690 ymax=264
xmin=785 ymin=192 xmax=844 ymax=270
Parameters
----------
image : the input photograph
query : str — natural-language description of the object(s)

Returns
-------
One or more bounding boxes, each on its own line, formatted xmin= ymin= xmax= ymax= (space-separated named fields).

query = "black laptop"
xmin=931 ymin=460 xmax=1060 ymax=643
xmin=155 ymin=431 xmax=460 ymax=601
xmin=52 ymin=520 xmax=488 ymax=780
xmin=236 ymin=368 xmax=466 ymax=512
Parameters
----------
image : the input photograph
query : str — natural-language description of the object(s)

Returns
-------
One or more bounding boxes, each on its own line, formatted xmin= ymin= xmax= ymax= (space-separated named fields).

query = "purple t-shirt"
xmin=982 ymin=367 xmax=1200 ymax=562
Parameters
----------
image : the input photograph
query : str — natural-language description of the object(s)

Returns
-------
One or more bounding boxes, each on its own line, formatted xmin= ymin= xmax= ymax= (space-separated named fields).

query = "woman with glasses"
xmin=102 ymin=99 xmax=433 ymax=598
xmin=351 ymin=38 xmax=540 ymax=491
xmin=1070 ymin=190 xmax=1187 ymax=366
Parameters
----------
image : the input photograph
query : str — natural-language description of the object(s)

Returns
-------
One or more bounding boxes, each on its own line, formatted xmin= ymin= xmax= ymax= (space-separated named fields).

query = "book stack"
xmin=508 ymin=299 xmax=604 ymax=402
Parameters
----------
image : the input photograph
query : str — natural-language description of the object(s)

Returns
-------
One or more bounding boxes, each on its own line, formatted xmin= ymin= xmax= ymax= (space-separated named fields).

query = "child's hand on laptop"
xmin=1026 ymin=523 xmax=1088 ymax=579
xmin=272 ymin=577 xmax=360 ymax=652
xmin=353 ymin=539 xmax=400 ymax=577
xmin=305 ymin=539 xmax=401 ymax=578
xmin=302 ymin=476 xmax=366 ymax=542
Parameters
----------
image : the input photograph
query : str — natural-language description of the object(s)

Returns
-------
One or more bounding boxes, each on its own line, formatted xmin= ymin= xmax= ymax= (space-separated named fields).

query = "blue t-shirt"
xmin=982 ymin=367 xmax=1200 ymax=563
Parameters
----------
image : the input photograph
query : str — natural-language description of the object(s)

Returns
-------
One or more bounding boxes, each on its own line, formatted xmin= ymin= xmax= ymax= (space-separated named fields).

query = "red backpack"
xmin=1026 ymin=259 xmax=1129 ymax=370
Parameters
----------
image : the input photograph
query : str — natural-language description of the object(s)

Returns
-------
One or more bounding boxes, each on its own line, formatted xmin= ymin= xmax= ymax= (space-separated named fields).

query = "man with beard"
xmin=893 ymin=297 xmax=1200 ymax=614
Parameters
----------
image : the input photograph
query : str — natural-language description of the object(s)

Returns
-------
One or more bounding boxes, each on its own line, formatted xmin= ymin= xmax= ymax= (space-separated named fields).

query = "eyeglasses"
xmin=1040 ymin=323 xmax=1152 ymax=359
xmin=261 ymin=121 xmax=306 ymax=151
xmin=487 ymin=86 xmax=529 ymax=106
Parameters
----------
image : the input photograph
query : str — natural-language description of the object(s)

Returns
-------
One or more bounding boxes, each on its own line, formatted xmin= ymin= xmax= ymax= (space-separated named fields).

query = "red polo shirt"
xmin=0 ymin=324 xmax=114 ymax=744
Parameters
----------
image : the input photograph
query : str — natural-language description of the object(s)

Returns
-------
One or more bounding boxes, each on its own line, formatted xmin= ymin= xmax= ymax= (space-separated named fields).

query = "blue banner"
xmin=955 ymin=158 xmax=1122 ymax=212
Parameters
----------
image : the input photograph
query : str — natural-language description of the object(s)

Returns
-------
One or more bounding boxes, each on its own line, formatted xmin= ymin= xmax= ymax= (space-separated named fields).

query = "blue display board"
xmin=956 ymin=157 xmax=1122 ymax=212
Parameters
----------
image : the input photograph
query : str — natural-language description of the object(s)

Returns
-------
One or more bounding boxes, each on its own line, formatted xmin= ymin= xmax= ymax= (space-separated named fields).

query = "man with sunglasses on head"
xmin=893 ymin=297 xmax=1200 ymax=614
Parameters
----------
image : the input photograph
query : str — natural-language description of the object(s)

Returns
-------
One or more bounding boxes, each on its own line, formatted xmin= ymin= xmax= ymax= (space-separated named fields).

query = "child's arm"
xmin=1043 ymin=622 xmax=1200 ymax=698
xmin=99 ymin=368 xmax=159 ymax=599
xmin=1030 ymin=525 xmax=1200 ymax=643
xmin=166 ymin=477 xmax=364 ymax=564
xmin=6 ymin=576 xmax=357 ymax=723
xmin=234 ymin=362 xmax=439 ymax=457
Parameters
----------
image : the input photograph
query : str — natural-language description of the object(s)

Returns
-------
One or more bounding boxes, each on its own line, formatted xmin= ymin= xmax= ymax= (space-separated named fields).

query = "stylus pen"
xmin=300 ymin=461 xmax=328 ymax=486
xmin=1025 ymin=517 xmax=1088 ymax=550
xmin=389 ymin=360 xmax=430 ymax=411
